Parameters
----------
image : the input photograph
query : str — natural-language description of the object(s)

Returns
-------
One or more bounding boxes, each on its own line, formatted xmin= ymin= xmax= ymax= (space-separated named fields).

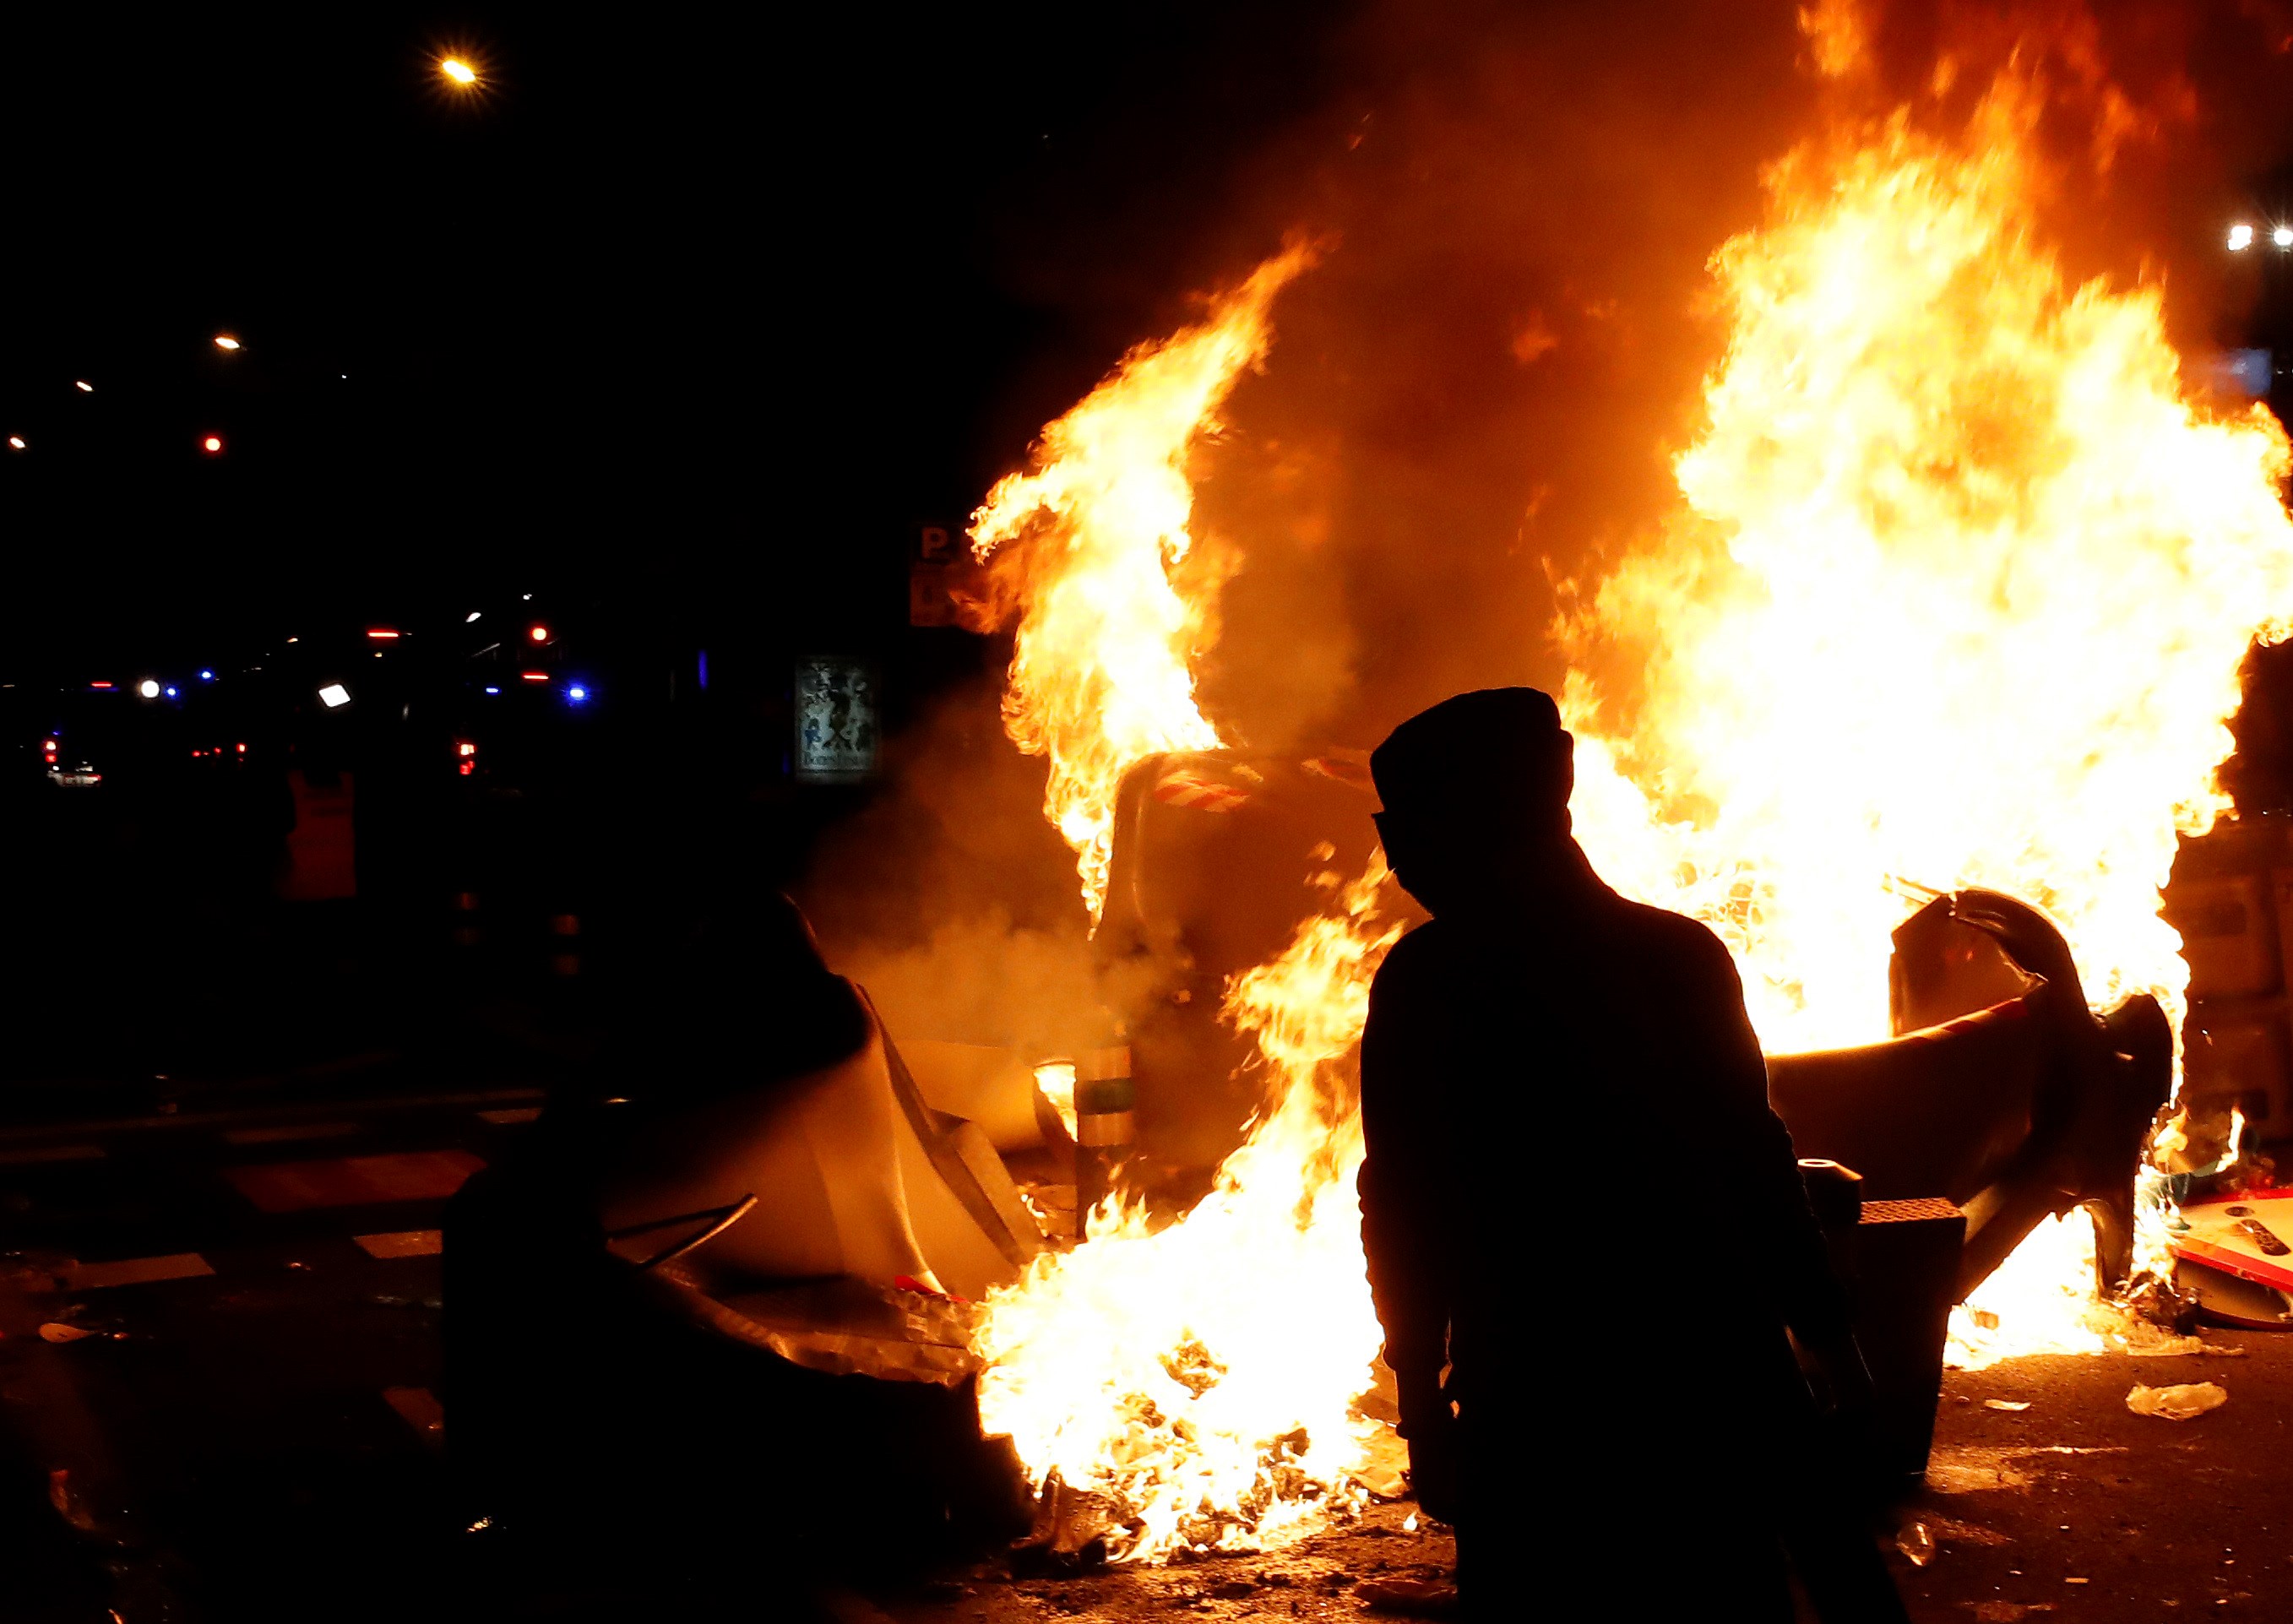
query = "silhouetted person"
xmin=1358 ymin=688 xmax=1906 ymax=1621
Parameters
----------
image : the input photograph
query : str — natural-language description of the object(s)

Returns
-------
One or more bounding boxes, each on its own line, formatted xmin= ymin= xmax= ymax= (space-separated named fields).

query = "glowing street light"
xmin=201 ymin=435 xmax=224 ymax=454
xmin=6 ymin=437 xmax=23 ymax=451
xmin=73 ymin=380 xmax=91 ymax=394
xmin=137 ymin=679 xmax=160 ymax=699
xmin=214 ymin=334 xmax=242 ymax=352
xmin=2274 ymin=226 xmax=2292 ymax=249
xmin=529 ymin=625 xmax=550 ymax=642
xmin=439 ymin=56 xmax=479 ymax=87
xmin=2230 ymin=223 xmax=2256 ymax=251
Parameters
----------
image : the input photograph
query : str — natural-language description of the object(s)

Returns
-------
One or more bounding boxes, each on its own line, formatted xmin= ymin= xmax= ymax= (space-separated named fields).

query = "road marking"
xmin=222 ymin=1150 xmax=486 ymax=1214
xmin=64 ymin=1253 xmax=215 ymax=1290
xmin=353 ymin=1230 xmax=443 ymax=1259
xmin=220 ymin=1121 xmax=359 ymax=1146
xmin=476 ymin=1106 xmax=541 ymax=1124
xmin=382 ymin=1386 xmax=445 ymax=1451
xmin=0 ymin=1143 xmax=106 ymax=1165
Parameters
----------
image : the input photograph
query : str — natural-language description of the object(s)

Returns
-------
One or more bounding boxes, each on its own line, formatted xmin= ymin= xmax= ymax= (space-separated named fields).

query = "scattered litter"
xmin=1984 ymin=1399 xmax=2032 ymax=1411
xmin=1359 ymin=1577 xmax=1459 ymax=1616
xmin=38 ymin=1323 xmax=94 ymax=1344
xmin=1926 ymin=1444 xmax=2124 ymax=1494
xmin=1925 ymin=1514 xmax=2013 ymax=1549
xmin=1402 ymin=1513 xmax=1419 ymax=1534
xmin=1970 ymin=1603 xmax=2055 ymax=1621
xmin=2064 ymin=1576 xmax=2089 ymax=1584
xmin=1897 ymin=1521 xmax=1936 ymax=1567
xmin=2127 ymin=1382 xmax=2228 ymax=1420
xmin=2119 ymin=1321 xmax=2241 ymax=1358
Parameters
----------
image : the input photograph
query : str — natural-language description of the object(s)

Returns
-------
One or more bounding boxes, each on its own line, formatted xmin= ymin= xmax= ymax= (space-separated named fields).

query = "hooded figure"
xmin=1358 ymin=687 xmax=1904 ymax=1621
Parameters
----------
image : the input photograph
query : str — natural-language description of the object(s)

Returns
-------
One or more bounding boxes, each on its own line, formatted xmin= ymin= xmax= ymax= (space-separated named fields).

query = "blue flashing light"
xmin=568 ymin=685 xmax=590 ymax=703
xmin=483 ymin=686 xmax=501 ymax=695
xmin=164 ymin=686 xmax=179 ymax=698
xmin=198 ymin=670 xmax=215 ymax=682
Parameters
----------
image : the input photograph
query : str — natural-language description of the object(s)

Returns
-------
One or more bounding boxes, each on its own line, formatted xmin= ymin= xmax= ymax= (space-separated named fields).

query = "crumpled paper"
xmin=2125 ymin=1382 xmax=2227 ymax=1420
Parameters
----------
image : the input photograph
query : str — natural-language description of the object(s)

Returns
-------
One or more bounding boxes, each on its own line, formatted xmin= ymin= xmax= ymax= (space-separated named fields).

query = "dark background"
xmin=0 ymin=6 xmax=1348 ymax=679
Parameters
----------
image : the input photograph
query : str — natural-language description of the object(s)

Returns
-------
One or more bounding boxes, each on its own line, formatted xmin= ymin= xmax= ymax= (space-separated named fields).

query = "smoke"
xmin=800 ymin=0 xmax=2293 ymax=1017
xmin=976 ymin=0 xmax=2293 ymax=754
xmin=796 ymin=676 xmax=1167 ymax=1054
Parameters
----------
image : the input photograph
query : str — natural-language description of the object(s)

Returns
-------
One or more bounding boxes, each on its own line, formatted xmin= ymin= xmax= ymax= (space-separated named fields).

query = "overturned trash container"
xmin=443 ymin=894 xmax=1035 ymax=1595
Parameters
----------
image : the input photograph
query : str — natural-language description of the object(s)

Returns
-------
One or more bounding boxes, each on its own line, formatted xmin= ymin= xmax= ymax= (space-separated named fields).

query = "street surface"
xmin=874 ymin=1337 xmax=2286 ymax=1623
xmin=1 ymin=1076 xmax=2287 ymax=1622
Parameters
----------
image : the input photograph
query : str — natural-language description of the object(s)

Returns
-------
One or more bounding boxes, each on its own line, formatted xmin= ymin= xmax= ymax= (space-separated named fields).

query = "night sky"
xmin=0 ymin=6 xmax=1342 ymax=676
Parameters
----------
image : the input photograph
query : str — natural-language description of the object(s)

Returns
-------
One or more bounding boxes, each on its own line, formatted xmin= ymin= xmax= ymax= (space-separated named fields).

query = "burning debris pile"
xmin=952 ymin=8 xmax=2293 ymax=1568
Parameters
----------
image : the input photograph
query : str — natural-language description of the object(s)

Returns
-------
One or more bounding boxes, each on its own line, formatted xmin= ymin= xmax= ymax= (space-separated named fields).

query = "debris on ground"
xmin=1982 ymin=1399 xmax=2030 ymax=1411
xmin=1358 ymin=1576 xmax=1459 ymax=1617
xmin=38 ymin=1321 xmax=95 ymax=1343
xmin=1897 ymin=1520 xmax=1936 ymax=1566
xmin=2124 ymin=1382 xmax=2227 ymax=1420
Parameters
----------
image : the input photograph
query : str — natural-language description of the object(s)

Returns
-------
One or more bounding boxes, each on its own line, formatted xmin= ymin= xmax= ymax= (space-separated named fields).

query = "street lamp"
xmin=439 ymin=56 xmax=480 ymax=88
xmin=214 ymin=334 xmax=242 ymax=352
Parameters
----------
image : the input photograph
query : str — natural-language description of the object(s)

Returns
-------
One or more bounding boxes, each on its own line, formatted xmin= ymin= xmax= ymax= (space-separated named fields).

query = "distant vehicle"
xmin=47 ymin=760 xmax=101 ymax=789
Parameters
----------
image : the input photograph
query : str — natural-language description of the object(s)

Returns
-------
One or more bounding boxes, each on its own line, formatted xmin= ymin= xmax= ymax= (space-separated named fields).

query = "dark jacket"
xmin=1358 ymin=850 xmax=1848 ymax=1430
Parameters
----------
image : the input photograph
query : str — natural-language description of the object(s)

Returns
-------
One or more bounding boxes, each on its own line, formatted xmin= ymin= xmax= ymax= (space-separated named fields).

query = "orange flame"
xmin=974 ymin=858 xmax=1401 ymax=1561
xmin=1563 ymin=69 xmax=2293 ymax=1339
xmin=970 ymin=243 xmax=1318 ymax=922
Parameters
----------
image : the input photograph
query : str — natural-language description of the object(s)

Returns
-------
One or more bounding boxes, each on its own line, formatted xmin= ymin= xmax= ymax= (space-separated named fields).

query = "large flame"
xmin=973 ymin=858 xmax=1400 ymax=1562
xmin=1562 ymin=74 xmax=2293 ymax=1053
xmin=970 ymin=242 xmax=1318 ymax=923
xmin=967 ymin=39 xmax=2293 ymax=1571
xmin=1562 ymin=68 xmax=2293 ymax=1356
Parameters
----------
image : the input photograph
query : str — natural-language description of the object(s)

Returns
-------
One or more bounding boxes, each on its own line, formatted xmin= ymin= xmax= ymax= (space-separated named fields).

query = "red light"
xmin=456 ymin=741 xmax=476 ymax=756
xmin=520 ymin=671 xmax=548 ymax=682
xmin=89 ymin=682 xmax=112 ymax=690
xmin=366 ymin=629 xmax=401 ymax=640
xmin=201 ymin=435 xmax=223 ymax=454
xmin=236 ymin=742 xmax=246 ymax=754
xmin=529 ymin=626 xmax=549 ymax=643
xmin=459 ymin=760 xmax=475 ymax=777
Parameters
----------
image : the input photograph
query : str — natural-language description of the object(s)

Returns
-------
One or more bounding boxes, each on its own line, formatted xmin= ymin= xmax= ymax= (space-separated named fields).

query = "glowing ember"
xmin=969 ymin=242 xmax=1317 ymax=923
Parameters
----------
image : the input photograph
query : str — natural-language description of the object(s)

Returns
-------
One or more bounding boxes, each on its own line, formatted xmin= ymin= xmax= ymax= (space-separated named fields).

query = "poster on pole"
xmin=794 ymin=656 xmax=878 ymax=783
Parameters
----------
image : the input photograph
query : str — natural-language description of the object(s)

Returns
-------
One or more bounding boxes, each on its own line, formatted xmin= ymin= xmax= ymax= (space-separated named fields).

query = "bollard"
xmin=1072 ymin=1046 xmax=1134 ymax=1234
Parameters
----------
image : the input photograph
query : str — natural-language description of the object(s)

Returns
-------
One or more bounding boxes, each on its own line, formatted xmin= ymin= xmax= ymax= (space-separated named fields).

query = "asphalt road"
xmin=4 ymin=1083 xmax=2288 ymax=1623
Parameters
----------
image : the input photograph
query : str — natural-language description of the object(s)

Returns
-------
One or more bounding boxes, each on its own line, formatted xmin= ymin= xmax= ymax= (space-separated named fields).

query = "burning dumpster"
xmin=1094 ymin=748 xmax=2171 ymax=1484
